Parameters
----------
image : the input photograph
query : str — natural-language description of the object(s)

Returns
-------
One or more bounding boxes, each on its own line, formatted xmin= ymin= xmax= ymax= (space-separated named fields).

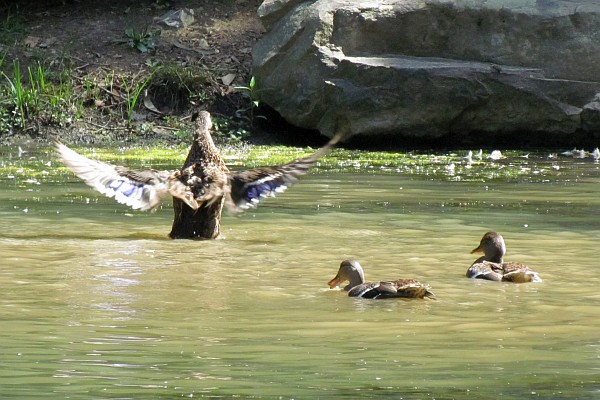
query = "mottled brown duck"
xmin=328 ymin=259 xmax=435 ymax=299
xmin=55 ymin=111 xmax=343 ymax=214
xmin=468 ymin=231 xmax=542 ymax=283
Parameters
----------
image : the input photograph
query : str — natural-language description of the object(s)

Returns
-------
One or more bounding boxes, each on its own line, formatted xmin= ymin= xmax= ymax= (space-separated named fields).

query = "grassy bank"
xmin=0 ymin=0 xmax=263 ymax=146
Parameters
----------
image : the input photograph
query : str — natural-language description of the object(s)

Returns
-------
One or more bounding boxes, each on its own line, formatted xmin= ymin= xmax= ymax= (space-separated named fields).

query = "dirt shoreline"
xmin=0 ymin=0 xmax=296 ymax=146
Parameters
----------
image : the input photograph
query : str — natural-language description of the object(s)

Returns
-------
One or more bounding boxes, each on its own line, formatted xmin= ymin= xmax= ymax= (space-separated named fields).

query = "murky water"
xmin=1 ymin=144 xmax=600 ymax=399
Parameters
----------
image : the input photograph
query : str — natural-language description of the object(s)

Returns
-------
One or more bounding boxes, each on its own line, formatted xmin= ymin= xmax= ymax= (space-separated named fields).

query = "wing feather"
xmin=501 ymin=262 xmax=542 ymax=283
xmin=226 ymin=135 xmax=340 ymax=212
xmin=467 ymin=261 xmax=503 ymax=281
xmin=348 ymin=280 xmax=434 ymax=299
xmin=55 ymin=141 xmax=172 ymax=211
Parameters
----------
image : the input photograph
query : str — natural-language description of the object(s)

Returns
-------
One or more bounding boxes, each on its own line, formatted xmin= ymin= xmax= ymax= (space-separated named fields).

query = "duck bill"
xmin=328 ymin=275 xmax=343 ymax=289
xmin=470 ymin=245 xmax=483 ymax=254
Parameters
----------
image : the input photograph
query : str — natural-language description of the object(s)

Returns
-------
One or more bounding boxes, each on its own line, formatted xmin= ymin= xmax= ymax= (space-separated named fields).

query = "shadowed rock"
xmin=252 ymin=0 xmax=600 ymax=144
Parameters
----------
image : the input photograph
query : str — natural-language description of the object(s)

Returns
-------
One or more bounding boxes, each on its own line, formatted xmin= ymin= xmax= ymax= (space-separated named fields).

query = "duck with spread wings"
xmin=55 ymin=110 xmax=344 ymax=239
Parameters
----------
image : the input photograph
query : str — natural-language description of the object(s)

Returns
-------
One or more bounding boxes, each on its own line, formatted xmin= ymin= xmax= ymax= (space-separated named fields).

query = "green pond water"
xmin=1 ymin=143 xmax=599 ymax=399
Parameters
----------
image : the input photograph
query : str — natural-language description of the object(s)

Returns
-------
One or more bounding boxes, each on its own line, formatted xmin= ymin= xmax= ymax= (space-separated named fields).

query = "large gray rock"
xmin=252 ymin=0 xmax=600 ymax=143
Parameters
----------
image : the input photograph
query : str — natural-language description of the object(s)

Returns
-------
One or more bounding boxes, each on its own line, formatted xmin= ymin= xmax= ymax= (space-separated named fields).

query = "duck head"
xmin=328 ymin=259 xmax=366 ymax=291
xmin=471 ymin=231 xmax=506 ymax=263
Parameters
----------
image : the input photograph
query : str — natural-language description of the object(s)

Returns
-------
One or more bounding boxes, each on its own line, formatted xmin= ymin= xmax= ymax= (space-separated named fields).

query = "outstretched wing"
xmin=226 ymin=132 xmax=343 ymax=213
xmin=227 ymin=162 xmax=311 ymax=212
xmin=54 ymin=141 xmax=177 ymax=211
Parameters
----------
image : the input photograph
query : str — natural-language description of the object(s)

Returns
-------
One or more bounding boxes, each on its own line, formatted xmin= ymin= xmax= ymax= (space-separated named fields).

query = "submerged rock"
xmin=252 ymin=0 xmax=600 ymax=144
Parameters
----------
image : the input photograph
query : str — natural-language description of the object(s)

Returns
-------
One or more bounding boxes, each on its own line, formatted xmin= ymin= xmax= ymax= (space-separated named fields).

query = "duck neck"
xmin=489 ymin=255 xmax=503 ymax=263
xmin=481 ymin=251 xmax=504 ymax=264
xmin=486 ymin=244 xmax=505 ymax=263
xmin=474 ymin=254 xmax=503 ymax=264
xmin=184 ymin=111 xmax=226 ymax=168
xmin=343 ymin=269 xmax=365 ymax=291
xmin=195 ymin=126 xmax=219 ymax=158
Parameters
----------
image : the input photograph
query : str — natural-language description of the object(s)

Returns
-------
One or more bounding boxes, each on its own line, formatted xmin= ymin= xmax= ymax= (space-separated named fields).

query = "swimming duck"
xmin=468 ymin=231 xmax=542 ymax=283
xmin=327 ymin=259 xmax=435 ymax=299
xmin=55 ymin=110 xmax=343 ymax=214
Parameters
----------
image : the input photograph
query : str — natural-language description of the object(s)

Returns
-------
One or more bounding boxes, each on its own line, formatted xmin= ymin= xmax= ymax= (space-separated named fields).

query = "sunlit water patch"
xmin=1 ymin=143 xmax=600 ymax=399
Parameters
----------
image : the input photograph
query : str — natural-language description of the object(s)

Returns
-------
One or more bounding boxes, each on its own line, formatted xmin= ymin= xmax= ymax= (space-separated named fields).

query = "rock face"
xmin=252 ymin=0 xmax=600 ymax=144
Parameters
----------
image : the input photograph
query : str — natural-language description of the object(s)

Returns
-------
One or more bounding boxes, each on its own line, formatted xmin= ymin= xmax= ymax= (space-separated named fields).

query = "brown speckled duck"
xmin=55 ymin=111 xmax=342 ymax=214
xmin=328 ymin=259 xmax=435 ymax=299
xmin=468 ymin=231 xmax=542 ymax=283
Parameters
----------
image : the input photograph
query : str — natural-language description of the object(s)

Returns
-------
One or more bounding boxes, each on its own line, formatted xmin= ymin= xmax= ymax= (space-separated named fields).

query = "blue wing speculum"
xmin=228 ymin=157 xmax=316 ymax=212
xmin=55 ymin=128 xmax=343 ymax=214
xmin=226 ymin=132 xmax=342 ymax=212
xmin=230 ymin=169 xmax=297 ymax=209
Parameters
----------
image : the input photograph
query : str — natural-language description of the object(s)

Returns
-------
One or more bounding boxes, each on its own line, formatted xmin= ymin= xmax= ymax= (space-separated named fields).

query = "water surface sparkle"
xmin=1 ymin=144 xmax=599 ymax=399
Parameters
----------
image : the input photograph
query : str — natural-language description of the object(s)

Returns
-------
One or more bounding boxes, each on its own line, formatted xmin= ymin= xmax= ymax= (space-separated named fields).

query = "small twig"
xmin=165 ymin=39 xmax=213 ymax=55
xmin=70 ymin=74 xmax=117 ymax=98
xmin=153 ymin=124 xmax=182 ymax=131
xmin=83 ymin=120 xmax=123 ymax=131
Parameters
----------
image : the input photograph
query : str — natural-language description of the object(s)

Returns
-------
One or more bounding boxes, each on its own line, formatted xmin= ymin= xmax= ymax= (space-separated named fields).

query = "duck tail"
xmin=424 ymin=289 xmax=437 ymax=300
xmin=530 ymin=273 xmax=543 ymax=283
xmin=503 ymin=269 xmax=542 ymax=283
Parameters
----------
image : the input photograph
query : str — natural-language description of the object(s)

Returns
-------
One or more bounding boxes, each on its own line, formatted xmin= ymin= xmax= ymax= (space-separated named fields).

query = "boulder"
xmin=251 ymin=0 xmax=600 ymax=144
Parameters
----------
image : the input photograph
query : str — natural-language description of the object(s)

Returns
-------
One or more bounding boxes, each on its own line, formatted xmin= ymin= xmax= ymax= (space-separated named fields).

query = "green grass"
xmin=0 ymin=59 xmax=82 ymax=129
xmin=2 ymin=60 xmax=29 ymax=128
xmin=123 ymin=26 xmax=161 ymax=53
xmin=0 ymin=58 xmax=154 ymax=134
xmin=0 ymin=11 xmax=25 ymax=47
xmin=121 ymin=72 xmax=153 ymax=122
xmin=234 ymin=76 xmax=265 ymax=125
xmin=0 ymin=51 xmax=245 ymax=140
xmin=0 ymin=10 xmax=252 ymax=143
